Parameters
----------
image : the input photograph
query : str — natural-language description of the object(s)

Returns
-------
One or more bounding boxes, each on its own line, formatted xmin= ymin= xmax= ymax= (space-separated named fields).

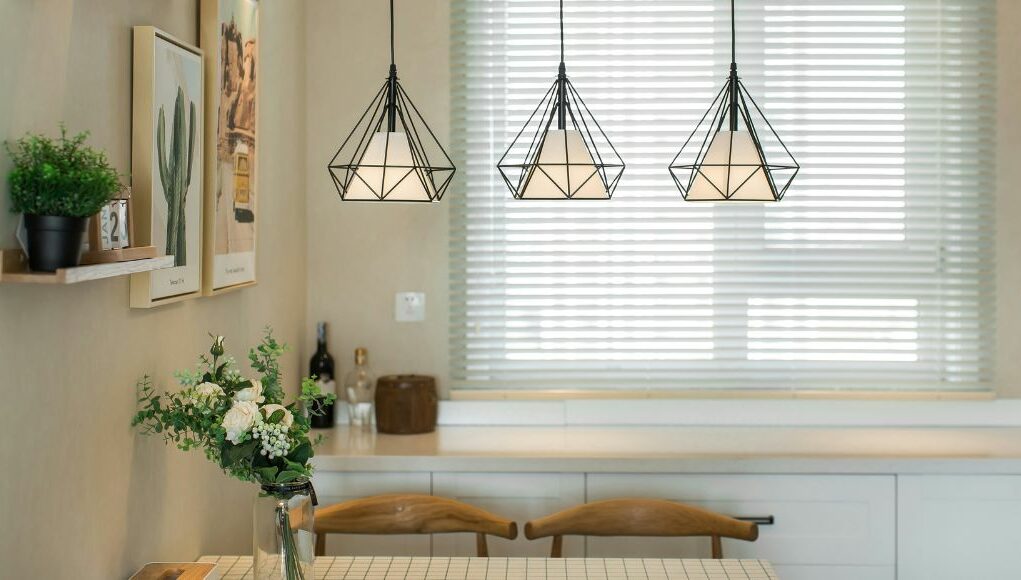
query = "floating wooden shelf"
xmin=0 ymin=249 xmax=174 ymax=285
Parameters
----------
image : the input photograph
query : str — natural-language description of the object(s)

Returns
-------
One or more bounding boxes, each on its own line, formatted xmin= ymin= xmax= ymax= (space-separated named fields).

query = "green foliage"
xmin=250 ymin=328 xmax=287 ymax=402
xmin=157 ymin=88 xmax=196 ymax=267
xmin=5 ymin=125 xmax=123 ymax=218
xmin=132 ymin=329 xmax=337 ymax=491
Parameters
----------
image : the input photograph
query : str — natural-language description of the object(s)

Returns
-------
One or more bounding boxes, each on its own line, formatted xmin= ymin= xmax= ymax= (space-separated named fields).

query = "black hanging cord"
xmin=728 ymin=0 xmax=739 ymax=131
xmin=557 ymin=0 xmax=567 ymax=130
xmin=730 ymin=0 xmax=736 ymax=67
xmin=387 ymin=0 xmax=398 ymax=131
xmin=560 ymin=0 xmax=565 ymax=64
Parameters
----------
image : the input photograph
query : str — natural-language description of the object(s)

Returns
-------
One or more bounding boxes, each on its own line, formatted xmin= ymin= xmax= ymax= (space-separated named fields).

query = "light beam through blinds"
xmin=450 ymin=0 xmax=996 ymax=393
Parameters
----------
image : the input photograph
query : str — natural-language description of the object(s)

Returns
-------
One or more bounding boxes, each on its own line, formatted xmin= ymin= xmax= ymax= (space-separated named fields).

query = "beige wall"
xmin=0 ymin=1 xmax=307 ymax=578
xmin=0 ymin=0 xmax=1016 ymax=574
xmin=996 ymin=0 xmax=1021 ymax=397
xmin=306 ymin=0 xmax=1021 ymax=398
xmin=304 ymin=0 xmax=452 ymax=392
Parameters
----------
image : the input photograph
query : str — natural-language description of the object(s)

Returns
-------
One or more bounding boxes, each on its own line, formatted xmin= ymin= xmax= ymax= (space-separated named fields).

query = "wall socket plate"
xmin=395 ymin=292 xmax=426 ymax=322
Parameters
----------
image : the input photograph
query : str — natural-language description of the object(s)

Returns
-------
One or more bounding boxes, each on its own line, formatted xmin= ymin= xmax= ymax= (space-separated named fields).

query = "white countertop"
xmin=310 ymin=425 xmax=1021 ymax=475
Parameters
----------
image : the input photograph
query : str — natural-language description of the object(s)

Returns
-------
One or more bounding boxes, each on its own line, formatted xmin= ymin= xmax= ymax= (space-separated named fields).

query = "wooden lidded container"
xmin=374 ymin=375 xmax=438 ymax=434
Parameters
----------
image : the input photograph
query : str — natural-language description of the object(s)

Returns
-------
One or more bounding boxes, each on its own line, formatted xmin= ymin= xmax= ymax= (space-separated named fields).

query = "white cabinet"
xmin=308 ymin=468 xmax=1021 ymax=580
xmin=312 ymin=472 xmax=432 ymax=556
xmin=432 ymin=473 xmax=586 ymax=557
xmin=586 ymin=474 xmax=895 ymax=579
xmin=898 ymin=476 xmax=1021 ymax=580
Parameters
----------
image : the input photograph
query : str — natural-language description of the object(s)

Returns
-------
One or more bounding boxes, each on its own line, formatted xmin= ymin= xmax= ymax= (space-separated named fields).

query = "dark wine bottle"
xmin=309 ymin=321 xmax=336 ymax=428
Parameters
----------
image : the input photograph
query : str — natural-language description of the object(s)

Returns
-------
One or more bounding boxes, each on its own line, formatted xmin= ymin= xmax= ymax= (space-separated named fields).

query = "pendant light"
xmin=497 ymin=0 xmax=624 ymax=200
xmin=668 ymin=0 xmax=798 ymax=202
xmin=328 ymin=0 xmax=455 ymax=202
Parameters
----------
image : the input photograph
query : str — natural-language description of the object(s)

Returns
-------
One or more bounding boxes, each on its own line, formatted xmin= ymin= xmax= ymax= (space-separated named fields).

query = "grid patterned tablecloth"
xmin=199 ymin=556 xmax=778 ymax=580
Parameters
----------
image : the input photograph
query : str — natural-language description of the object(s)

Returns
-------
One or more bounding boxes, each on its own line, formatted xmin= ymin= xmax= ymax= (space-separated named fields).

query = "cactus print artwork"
xmin=150 ymin=34 xmax=203 ymax=299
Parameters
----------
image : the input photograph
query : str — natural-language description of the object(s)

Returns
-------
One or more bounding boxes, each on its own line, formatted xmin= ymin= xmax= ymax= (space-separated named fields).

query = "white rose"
xmin=222 ymin=400 xmax=262 ymax=444
xmin=189 ymin=382 xmax=225 ymax=406
xmin=261 ymin=404 xmax=294 ymax=428
xmin=235 ymin=379 xmax=265 ymax=404
xmin=196 ymin=381 xmax=225 ymax=398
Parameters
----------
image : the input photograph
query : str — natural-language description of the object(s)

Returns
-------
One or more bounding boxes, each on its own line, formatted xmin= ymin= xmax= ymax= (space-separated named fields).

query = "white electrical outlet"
xmin=395 ymin=292 xmax=426 ymax=322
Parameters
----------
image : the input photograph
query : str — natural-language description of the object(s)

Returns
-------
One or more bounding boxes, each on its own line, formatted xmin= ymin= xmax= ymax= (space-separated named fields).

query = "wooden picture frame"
xmin=201 ymin=0 xmax=260 ymax=296
xmin=130 ymin=27 xmax=205 ymax=308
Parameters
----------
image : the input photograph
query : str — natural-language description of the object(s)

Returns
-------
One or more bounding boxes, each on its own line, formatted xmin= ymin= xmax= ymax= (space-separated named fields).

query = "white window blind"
xmin=450 ymin=0 xmax=996 ymax=392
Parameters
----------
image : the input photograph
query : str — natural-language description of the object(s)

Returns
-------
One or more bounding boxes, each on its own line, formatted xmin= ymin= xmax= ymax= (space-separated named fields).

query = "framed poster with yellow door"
xmin=201 ymin=0 xmax=259 ymax=295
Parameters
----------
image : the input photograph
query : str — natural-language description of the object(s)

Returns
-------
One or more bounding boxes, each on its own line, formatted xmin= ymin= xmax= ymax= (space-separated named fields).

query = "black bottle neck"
xmin=315 ymin=322 xmax=329 ymax=353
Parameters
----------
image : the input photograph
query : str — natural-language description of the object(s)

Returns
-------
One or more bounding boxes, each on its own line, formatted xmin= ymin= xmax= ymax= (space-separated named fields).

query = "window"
xmin=450 ymin=0 xmax=995 ymax=393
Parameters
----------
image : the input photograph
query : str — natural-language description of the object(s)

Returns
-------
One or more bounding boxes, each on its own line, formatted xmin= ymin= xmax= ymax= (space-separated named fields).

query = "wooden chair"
xmin=524 ymin=498 xmax=758 ymax=558
xmin=314 ymin=494 xmax=518 ymax=557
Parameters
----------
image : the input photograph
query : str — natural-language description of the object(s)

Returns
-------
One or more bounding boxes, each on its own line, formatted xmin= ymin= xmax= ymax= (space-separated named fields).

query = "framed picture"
xmin=130 ymin=27 xmax=204 ymax=308
xmin=201 ymin=0 xmax=259 ymax=295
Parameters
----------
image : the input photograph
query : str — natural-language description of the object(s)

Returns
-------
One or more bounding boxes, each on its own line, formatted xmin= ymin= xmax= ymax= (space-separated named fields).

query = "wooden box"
xmin=374 ymin=375 xmax=438 ymax=434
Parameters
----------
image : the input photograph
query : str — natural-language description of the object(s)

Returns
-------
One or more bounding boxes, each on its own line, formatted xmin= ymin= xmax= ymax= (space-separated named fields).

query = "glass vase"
xmin=253 ymin=479 xmax=315 ymax=580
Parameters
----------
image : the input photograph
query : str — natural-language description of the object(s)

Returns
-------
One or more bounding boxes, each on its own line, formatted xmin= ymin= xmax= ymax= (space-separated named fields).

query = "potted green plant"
xmin=5 ymin=126 xmax=123 ymax=271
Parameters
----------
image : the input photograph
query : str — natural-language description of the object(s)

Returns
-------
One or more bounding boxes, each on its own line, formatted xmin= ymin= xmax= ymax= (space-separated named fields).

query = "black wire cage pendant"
xmin=668 ymin=0 xmax=798 ymax=202
xmin=497 ymin=0 xmax=624 ymax=200
xmin=328 ymin=0 xmax=455 ymax=202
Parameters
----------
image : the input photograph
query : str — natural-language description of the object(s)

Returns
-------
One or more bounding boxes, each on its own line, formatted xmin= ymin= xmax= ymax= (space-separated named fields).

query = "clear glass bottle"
xmin=253 ymin=480 xmax=314 ymax=580
xmin=343 ymin=347 xmax=375 ymax=428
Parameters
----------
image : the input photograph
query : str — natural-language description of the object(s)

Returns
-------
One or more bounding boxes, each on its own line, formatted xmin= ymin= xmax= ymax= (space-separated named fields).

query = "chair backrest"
xmin=524 ymin=498 xmax=758 ymax=558
xmin=314 ymin=494 xmax=518 ymax=557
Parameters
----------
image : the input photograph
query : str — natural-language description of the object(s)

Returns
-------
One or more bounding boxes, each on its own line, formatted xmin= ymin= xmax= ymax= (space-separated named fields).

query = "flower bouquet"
xmin=132 ymin=330 xmax=336 ymax=580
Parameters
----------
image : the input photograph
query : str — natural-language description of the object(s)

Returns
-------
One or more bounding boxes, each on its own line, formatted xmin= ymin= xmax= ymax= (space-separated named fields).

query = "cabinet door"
xmin=432 ymin=473 xmax=585 ymax=557
xmin=311 ymin=471 xmax=432 ymax=556
xmin=899 ymin=475 xmax=1021 ymax=580
xmin=586 ymin=474 xmax=895 ymax=568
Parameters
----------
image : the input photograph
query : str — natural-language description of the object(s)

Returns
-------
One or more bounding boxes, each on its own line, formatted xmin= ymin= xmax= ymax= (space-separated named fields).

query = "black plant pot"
xmin=24 ymin=214 xmax=88 ymax=272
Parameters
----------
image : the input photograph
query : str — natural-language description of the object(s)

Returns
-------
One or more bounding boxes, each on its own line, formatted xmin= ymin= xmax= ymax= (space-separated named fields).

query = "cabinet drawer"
xmin=586 ymin=474 xmax=894 ymax=566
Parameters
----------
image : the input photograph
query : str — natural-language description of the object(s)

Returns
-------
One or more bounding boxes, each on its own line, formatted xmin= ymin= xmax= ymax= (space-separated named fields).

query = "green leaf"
xmin=220 ymin=439 xmax=258 ymax=469
xmin=257 ymin=466 xmax=279 ymax=482
xmin=287 ymin=440 xmax=313 ymax=466
xmin=276 ymin=470 xmax=302 ymax=483
xmin=268 ymin=409 xmax=285 ymax=424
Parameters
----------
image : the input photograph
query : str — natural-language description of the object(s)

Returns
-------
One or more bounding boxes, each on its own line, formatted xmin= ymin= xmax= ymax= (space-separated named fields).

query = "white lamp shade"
xmin=519 ymin=129 xmax=608 ymax=199
xmin=687 ymin=130 xmax=776 ymax=201
xmin=346 ymin=132 xmax=436 ymax=201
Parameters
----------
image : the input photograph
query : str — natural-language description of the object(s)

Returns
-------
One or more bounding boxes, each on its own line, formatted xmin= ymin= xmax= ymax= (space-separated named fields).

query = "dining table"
xmin=199 ymin=556 xmax=778 ymax=580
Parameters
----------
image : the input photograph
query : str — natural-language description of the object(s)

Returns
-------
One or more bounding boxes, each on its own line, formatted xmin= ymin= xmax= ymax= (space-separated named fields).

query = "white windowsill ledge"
xmin=333 ymin=396 xmax=1021 ymax=428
